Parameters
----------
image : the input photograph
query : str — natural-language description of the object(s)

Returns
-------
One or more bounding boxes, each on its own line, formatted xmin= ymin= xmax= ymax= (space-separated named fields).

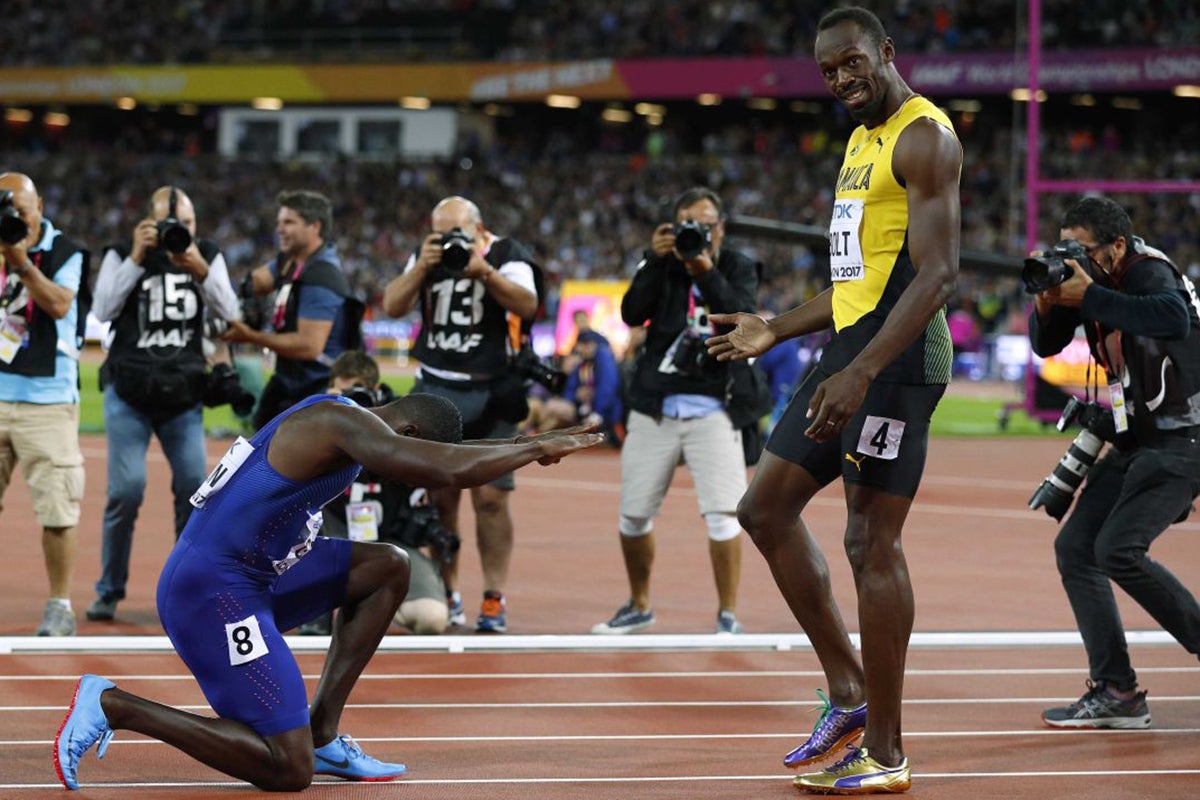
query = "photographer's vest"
xmin=822 ymin=94 xmax=955 ymax=385
xmin=1092 ymin=244 xmax=1200 ymax=432
xmin=0 ymin=228 xmax=89 ymax=378
xmin=271 ymin=244 xmax=364 ymax=384
xmin=101 ymin=241 xmax=218 ymax=409
xmin=413 ymin=237 xmax=540 ymax=380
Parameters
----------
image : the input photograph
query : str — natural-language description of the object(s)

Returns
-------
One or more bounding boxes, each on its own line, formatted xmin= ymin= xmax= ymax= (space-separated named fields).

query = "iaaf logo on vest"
xmin=426 ymin=330 xmax=484 ymax=353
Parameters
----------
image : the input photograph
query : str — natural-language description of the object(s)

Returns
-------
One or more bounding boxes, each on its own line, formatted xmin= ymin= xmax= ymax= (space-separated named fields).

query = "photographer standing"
xmin=1028 ymin=196 xmax=1200 ymax=729
xmin=382 ymin=196 xmax=541 ymax=633
xmin=591 ymin=187 xmax=762 ymax=636
xmin=0 ymin=172 xmax=89 ymax=636
xmin=87 ymin=185 xmax=240 ymax=623
xmin=221 ymin=190 xmax=364 ymax=430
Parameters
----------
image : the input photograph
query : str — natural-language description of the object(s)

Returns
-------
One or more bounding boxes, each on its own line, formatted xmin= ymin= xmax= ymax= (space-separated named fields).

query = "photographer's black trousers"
xmin=1053 ymin=434 xmax=1200 ymax=689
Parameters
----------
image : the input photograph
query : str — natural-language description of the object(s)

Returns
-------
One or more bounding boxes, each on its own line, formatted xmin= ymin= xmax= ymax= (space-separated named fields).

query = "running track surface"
xmin=2 ymin=433 xmax=1198 ymax=798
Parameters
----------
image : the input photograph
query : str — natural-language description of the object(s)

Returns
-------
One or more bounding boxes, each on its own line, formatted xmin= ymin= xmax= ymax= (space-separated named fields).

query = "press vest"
xmin=105 ymin=240 xmax=219 ymax=373
xmin=413 ymin=237 xmax=540 ymax=380
xmin=822 ymin=95 xmax=956 ymax=385
xmin=270 ymin=244 xmax=363 ymax=383
xmin=1096 ymin=241 xmax=1200 ymax=432
xmin=0 ymin=227 xmax=88 ymax=378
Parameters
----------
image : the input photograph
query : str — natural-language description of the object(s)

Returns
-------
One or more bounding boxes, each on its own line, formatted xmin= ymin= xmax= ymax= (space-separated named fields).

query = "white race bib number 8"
xmin=225 ymin=614 xmax=269 ymax=666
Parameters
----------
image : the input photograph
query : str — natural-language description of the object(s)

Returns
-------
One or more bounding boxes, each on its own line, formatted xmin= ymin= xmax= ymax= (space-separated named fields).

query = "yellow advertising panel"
xmin=1038 ymin=335 xmax=1108 ymax=388
xmin=555 ymin=280 xmax=630 ymax=357
xmin=0 ymin=61 xmax=627 ymax=104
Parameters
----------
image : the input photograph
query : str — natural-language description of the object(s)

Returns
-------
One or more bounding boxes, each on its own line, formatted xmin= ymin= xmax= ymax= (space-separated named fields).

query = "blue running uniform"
xmin=157 ymin=395 xmax=362 ymax=736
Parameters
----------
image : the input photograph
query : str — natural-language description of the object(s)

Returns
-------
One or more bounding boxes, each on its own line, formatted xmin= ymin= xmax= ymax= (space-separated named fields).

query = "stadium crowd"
xmin=1 ymin=0 xmax=1197 ymax=66
xmin=0 ymin=102 xmax=1196 ymax=344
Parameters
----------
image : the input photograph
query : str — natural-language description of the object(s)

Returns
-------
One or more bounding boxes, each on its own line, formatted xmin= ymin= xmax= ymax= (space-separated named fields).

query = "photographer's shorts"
xmin=620 ymin=408 xmax=747 ymax=519
xmin=0 ymin=402 xmax=84 ymax=527
xmin=413 ymin=377 xmax=517 ymax=490
xmin=398 ymin=545 xmax=446 ymax=602
xmin=766 ymin=368 xmax=946 ymax=499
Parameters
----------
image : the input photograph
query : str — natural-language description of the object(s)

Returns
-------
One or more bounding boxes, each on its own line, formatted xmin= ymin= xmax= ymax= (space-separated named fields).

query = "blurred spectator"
xmin=3 ymin=0 xmax=1195 ymax=65
xmin=754 ymin=325 xmax=803 ymax=435
xmin=529 ymin=330 xmax=624 ymax=442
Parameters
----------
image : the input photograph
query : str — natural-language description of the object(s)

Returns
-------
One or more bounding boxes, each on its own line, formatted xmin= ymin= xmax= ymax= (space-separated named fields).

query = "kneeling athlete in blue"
xmin=54 ymin=391 xmax=602 ymax=791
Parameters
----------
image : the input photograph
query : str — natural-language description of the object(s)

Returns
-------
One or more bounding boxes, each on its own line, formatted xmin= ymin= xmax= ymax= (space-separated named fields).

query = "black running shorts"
xmin=764 ymin=366 xmax=946 ymax=499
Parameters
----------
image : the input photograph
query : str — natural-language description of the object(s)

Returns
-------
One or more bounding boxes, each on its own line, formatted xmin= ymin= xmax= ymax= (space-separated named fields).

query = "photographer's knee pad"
xmin=704 ymin=512 xmax=741 ymax=542
xmin=619 ymin=515 xmax=653 ymax=537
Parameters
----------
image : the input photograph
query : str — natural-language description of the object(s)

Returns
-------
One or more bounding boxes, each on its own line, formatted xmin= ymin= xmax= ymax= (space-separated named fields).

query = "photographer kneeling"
xmin=1026 ymin=196 xmax=1200 ymax=729
xmin=87 ymin=186 xmax=242 ymax=623
xmin=592 ymin=187 xmax=766 ymax=636
xmin=302 ymin=351 xmax=457 ymax=635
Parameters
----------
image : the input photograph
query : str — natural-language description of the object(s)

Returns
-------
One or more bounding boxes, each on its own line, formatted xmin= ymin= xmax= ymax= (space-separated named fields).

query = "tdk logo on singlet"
xmin=837 ymin=164 xmax=873 ymax=193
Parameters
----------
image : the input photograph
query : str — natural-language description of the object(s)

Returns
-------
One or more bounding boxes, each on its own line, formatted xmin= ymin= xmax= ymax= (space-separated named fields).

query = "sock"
xmin=49 ymin=598 xmax=72 ymax=611
xmin=1105 ymin=685 xmax=1138 ymax=701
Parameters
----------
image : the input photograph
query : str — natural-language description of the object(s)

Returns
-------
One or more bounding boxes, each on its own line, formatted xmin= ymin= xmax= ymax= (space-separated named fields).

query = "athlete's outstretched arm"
xmin=706 ymin=288 xmax=834 ymax=361
xmin=278 ymin=404 xmax=603 ymax=487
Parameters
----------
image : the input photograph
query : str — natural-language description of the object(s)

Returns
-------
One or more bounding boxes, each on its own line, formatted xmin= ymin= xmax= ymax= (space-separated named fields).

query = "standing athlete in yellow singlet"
xmin=706 ymin=6 xmax=961 ymax=794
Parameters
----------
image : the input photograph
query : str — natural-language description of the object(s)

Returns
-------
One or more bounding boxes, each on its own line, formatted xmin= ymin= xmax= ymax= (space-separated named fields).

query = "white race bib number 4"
xmin=829 ymin=198 xmax=865 ymax=281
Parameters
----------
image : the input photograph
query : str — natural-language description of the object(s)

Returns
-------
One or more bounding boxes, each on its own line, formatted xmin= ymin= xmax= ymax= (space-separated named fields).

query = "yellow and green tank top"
xmin=823 ymin=94 xmax=956 ymax=385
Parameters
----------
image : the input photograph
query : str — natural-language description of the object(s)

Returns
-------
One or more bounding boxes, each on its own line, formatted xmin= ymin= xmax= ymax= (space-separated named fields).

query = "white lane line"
xmin=6 ymin=767 xmax=1200 ymax=790
xmin=8 ymin=727 xmax=1200 ymax=748
xmin=0 ymin=629 xmax=1190 ymax=654
xmin=6 ymin=695 xmax=1200 ymax=714
xmin=2 ymin=665 xmax=1197 ymax=681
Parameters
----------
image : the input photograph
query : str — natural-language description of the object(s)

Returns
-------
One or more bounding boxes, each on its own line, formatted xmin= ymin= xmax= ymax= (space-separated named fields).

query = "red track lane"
xmin=2 ymin=434 xmax=1199 ymax=797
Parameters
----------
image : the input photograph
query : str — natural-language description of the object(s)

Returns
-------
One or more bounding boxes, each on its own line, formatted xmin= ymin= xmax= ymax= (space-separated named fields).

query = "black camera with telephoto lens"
xmin=342 ymin=382 xmax=394 ymax=409
xmin=673 ymin=220 xmax=712 ymax=261
xmin=438 ymin=227 xmax=474 ymax=274
xmin=155 ymin=187 xmax=192 ymax=255
xmin=1028 ymin=396 xmax=1112 ymax=521
xmin=513 ymin=345 xmax=567 ymax=394
xmin=398 ymin=503 xmax=461 ymax=566
xmin=1021 ymin=239 xmax=1090 ymax=294
xmin=202 ymin=362 xmax=256 ymax=417
xmin=0 ymin=189 xmax=29 ymax=245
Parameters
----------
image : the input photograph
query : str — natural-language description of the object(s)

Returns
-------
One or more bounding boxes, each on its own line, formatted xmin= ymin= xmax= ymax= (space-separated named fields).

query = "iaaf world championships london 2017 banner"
xmin=0 ymin=48 xmax=1196 ymax=104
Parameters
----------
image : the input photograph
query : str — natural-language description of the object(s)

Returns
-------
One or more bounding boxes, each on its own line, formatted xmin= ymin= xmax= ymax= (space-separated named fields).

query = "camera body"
xmin=156 ymin=218 xmax=192 ymax=255
xmin=512 ymin=345 xmax=567 ymax=394
xmin=438 ymin=227 xmax=474 ymax=274
xmin=1021 ymin=238 xmax=1090 ymax=294
xmin=202 ymin=316 xmax=229 ymax=340
xmin=670 ymin=332 xmax=717 ymax=378
xmin=398 ymin=502 xmax=461 ymax=566
xmin=341 ymin=382 xmax=388 ymax=409
xmin=1027 ymin=397 xmax=1110 ymax=521
xmin=0 ymin=189 xmax=29 ymax=246
xmin=673 ymin=220 xmax=712 ymax=261
xmin=155 ymin=186 xmax=192 ymax=255
xmin=202 ymin=362 xmax=256 ymax=417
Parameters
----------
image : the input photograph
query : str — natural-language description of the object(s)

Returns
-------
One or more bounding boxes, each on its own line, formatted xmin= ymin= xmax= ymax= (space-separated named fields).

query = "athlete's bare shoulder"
xmin=892 ymin=115 xmax=961 ymax=191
